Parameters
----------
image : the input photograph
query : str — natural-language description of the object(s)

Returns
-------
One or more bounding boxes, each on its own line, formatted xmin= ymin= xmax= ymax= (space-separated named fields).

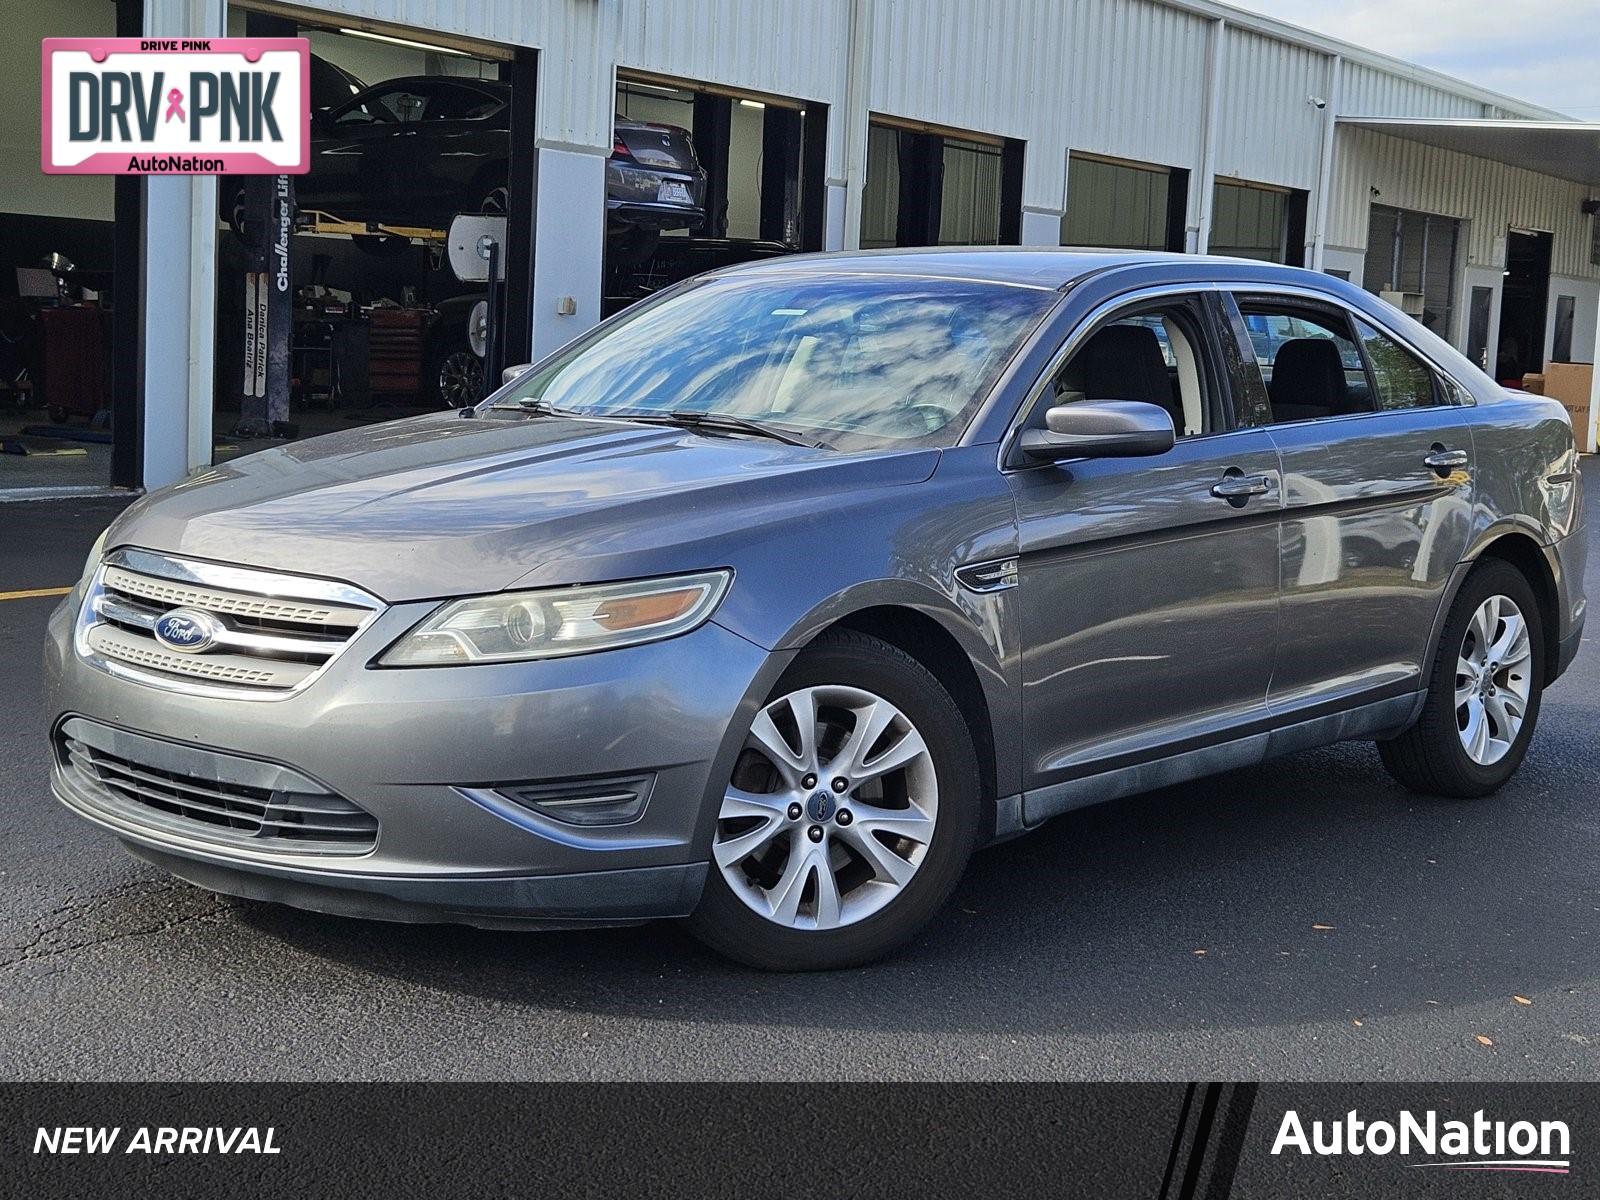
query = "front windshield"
xmin=492 ymin=272 xmax=1059 ymax=450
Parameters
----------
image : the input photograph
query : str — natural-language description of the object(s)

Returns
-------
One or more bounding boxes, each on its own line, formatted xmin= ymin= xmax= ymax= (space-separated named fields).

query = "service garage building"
xmin=4 ymin=0 xmax=1600 ymax=497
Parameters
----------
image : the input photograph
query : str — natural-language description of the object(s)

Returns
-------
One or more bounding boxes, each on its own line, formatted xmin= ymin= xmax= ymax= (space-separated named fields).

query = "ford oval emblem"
xmin=152 ymin=607 xmax=221 ymax=654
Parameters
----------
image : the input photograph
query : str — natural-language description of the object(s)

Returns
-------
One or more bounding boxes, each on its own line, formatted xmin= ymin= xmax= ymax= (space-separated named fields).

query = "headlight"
xmin=379 ymin=571 xmax=732 ymax=666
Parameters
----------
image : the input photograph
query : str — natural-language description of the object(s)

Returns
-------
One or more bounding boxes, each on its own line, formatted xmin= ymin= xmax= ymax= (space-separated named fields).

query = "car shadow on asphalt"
xmin=225 ymin=719 xmax=1600 ymax=1037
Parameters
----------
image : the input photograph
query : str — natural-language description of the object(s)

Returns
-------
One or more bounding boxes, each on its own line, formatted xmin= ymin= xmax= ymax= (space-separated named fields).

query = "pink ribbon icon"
xmin=164 ymin=88 xmax=185 ymax=123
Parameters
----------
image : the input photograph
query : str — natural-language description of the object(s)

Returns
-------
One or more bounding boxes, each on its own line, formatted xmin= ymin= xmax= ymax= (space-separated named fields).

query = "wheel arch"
xmin=1437 ymin=529 xmax=1563 ymax=686
xmin=813 ymin=604 xmax=1004 ymax=842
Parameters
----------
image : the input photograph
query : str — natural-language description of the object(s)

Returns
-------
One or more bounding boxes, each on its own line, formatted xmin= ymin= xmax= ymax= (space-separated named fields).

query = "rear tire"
xmin=1379 ymin=559 xmax=1544 ymax=798
xmin=689 ymin=630 xmax=981 ymax=970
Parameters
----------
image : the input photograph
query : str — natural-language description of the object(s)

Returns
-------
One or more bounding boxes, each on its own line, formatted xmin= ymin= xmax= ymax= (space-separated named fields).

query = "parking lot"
xmin=1 ymin=468 xmax=1596 ymax=1083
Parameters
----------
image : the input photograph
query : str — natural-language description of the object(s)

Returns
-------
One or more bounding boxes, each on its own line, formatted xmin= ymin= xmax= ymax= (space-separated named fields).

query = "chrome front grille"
xmin=77 ymin=548 xmax=382 ymax=697
xmin=56 ymin=718 xmax=378 ymax=855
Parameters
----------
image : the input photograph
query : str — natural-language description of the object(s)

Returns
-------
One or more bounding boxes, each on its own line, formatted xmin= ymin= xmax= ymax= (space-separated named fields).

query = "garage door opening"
xmin=1363 ymin=204 xmax=1462 ymax=343
xmin=1210 ymin=179 xmax=1308 ymax=265
xmin=861 ymin=118 xmax=1024 ymax=249
xmin=606 ymin=74 xmax=828 ymax=315
xmin=1 ymin=0 xmax=140 ymax=495
xmin=211 ymin=11 xmax=532 ymax=463
xmin=1497 ymin=228 xmax=1553 ymax=385
xmin=1062 ymin=154 xmax=1188 ymax=252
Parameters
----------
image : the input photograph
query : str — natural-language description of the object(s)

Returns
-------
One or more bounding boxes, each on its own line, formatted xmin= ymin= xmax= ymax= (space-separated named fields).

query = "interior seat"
xmin=1076 ymin=324 xmax=1184 ymax=430
xmin=1269 ymin=337 xmax=1347 ymax=423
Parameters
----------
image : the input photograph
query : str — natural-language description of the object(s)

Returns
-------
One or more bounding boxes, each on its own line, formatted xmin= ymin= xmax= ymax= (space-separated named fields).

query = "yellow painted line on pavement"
xmin=0 ymin=586 xmax=72 ymax=602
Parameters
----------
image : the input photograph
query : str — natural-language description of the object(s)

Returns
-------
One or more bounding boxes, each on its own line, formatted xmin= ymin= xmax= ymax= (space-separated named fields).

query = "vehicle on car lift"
xmin=295 ymin=75 xmax=708 ymax=257
xmin=308 ymin=53 xmax=366 ymax=114
xmin=43 ymin=251 xmax=1586 ymax=971
xmin=604 ymin=236 xmax=796 ymax=316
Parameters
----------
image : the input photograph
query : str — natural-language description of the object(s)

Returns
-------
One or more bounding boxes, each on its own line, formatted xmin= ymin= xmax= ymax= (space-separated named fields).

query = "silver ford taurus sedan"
xmin=44 ymin=250 xmax=1586 ymax=970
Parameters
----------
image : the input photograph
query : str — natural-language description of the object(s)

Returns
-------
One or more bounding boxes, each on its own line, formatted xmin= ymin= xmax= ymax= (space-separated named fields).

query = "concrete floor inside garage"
xmin=1 ymin=462 xmax=1597 ymax=1083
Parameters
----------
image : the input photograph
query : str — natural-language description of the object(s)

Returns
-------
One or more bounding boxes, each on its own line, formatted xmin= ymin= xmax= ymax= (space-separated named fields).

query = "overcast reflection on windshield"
xmin=496 ymin=275 xmax=1058 ymax=450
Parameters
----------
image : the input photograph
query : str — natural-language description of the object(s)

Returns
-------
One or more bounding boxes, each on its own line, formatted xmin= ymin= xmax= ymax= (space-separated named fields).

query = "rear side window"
xmin=1354 ymin=319 xmax=1440 ymax=411
xmin=1235 ymin=301 xmax=1370 ymax=425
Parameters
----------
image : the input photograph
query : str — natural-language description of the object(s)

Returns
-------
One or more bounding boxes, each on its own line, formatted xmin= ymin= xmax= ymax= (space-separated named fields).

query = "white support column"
xmin=839 ymin=0 xmax=874 ymax=250
xmin=1192 ymin=17 xmax=1226 ymax=254
xmin=140 ymin=0 xmax=225 ymax=489
xmin=529 ymin=144 xmax=609 ymax=360
xmin=824 ymin=183 xmax=848 ymax=251
xmin=1309 ymin=55 xmax=1344 ymax=271
xmin=524 ymin=0 xmax=614 ymax=359
xmin=1586 ymin=303 xmax=1600 ymax=453
xmin=1020 ymin=209 xmax=1062 ymax=247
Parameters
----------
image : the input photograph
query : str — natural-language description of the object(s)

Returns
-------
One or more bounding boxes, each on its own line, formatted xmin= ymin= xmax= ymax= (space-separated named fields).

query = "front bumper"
xmin=44 ymin=590 xmax=787 ymax=927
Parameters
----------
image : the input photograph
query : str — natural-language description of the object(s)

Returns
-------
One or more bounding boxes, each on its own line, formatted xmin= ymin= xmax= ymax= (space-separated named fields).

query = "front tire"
xmin=689 ymin=630 xmax=981 ymax=970
xmin=1379 ymin=559 xmax=1544 ymax=798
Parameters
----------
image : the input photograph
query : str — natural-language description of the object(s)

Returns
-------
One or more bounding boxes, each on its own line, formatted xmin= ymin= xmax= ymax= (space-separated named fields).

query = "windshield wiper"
xmin=510 ymin=397 xmax=585 ymax=418
xmin=614 ymin=409 xmax=823 ymax=449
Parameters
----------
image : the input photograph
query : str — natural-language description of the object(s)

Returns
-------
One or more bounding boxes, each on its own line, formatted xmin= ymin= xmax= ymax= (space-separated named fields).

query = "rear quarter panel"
xmin=1466 ymin=393 xmax=1582 ymax=550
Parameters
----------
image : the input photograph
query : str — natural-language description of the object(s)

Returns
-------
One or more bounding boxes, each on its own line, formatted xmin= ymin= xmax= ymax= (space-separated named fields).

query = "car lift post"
xmin=235 ymin=173 xmax=294 ymax=438
xmin=477 ymin=234 xmax=502 ymax=398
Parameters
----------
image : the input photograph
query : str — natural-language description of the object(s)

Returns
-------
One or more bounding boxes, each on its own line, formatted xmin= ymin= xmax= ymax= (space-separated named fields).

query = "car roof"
xmin=714 ymin=246 xmax=1335 ymax=292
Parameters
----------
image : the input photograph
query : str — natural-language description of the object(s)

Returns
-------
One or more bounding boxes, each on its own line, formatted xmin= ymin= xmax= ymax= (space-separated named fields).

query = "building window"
xmin=1466 ymin=285 xmax=1495 ymax=373
xmin=1211 ymin=180 xmax=1303 ymax=263
xmin=1062 ymin=155 xmax=1187 ymax=252
xmin=1362 ymin=204 xmax=1462 ymax=341
xmin=1553 ymin=295 xmax=1576 ymax=363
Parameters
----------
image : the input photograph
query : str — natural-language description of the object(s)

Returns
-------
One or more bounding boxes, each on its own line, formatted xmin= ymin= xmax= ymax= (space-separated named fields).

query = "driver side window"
xmin=1050 ymin=299 xmax=1216 ymax=437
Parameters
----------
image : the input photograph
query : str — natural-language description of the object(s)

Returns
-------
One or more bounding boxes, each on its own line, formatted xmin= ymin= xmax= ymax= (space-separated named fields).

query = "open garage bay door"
xmin=607 ymin=72 xmax=829 ymax=315
xmin=210 ymin=8 xmax=535 ymax=459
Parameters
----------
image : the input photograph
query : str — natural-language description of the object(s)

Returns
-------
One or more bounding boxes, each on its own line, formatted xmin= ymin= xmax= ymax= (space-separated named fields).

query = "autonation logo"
xmin=1273 ymin=1109 xmax=1571 ymax=1175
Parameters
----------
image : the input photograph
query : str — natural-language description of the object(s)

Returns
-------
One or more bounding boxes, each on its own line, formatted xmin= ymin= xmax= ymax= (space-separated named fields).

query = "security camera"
xmin=1582 ymin=198 xmax=1600 ymax=216
xmin=1308 ymin=95 xmax=1328 ymax=109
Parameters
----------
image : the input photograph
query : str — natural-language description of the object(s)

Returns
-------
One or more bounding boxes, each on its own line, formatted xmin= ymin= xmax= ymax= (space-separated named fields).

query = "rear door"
xmin=1221 ymin=291 xmax=1475 ymax=716
xmin=1008 ymin=289 xmax=1282 ymax=798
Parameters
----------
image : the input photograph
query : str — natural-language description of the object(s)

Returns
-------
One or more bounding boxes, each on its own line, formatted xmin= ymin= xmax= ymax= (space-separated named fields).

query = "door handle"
xmin=1423 ymin=446 xmax=1470 ymax=475
xmin=1211 ymin=473 xmax=1272 ymax=500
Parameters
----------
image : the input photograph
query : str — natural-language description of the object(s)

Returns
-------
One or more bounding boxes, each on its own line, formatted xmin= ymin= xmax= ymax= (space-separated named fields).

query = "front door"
xmin=1223 ymin=292 xmax=1474 ymax=716
xmin=1009 ymin=292 xmax=1282 ymax=799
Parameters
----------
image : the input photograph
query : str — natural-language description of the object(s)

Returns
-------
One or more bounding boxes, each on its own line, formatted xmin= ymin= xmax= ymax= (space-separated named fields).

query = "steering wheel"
xmin=901 ymin=402 xmax=955 ymax=434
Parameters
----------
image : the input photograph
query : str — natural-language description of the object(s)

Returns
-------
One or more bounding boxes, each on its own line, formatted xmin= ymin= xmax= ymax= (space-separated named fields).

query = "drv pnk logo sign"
xmin=42 ymin=38 xmax=308 ymax=174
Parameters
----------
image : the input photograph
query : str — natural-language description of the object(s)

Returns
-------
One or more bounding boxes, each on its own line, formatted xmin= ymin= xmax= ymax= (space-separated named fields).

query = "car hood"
xmin=107 ymin=412 xmax=940 ymax=601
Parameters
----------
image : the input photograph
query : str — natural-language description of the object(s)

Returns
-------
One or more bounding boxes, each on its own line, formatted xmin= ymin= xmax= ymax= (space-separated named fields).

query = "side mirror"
xmin=502 ymin=363 xmax=534 ymax=387
xmin=1018 ymin=400 xmax=1176 ymax=462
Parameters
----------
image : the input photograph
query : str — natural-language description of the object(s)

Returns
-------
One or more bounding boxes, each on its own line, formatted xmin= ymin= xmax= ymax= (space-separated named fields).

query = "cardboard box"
xmin=1542 ymin=361 xmax=1595 ymax=448
xmin=1522 ymin=373 xmax=1545 ymax=395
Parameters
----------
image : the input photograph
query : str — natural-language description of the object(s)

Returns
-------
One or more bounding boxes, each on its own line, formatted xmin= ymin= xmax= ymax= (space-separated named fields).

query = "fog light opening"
xmin=495 ymin=774 xmax=654 ymax=827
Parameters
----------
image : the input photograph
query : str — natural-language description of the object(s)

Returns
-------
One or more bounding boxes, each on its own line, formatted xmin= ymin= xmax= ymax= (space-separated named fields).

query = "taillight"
xmin=611 ymin=135 xmax=630 ymax=159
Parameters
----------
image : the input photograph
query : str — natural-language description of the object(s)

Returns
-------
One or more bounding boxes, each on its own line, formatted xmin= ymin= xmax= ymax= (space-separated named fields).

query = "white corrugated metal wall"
xmin=137 ymin=0 xmax=1599 ymax=486
xmin=1330 ymin=128 xmax=1600 ymax=279
xmin=283 ymin=0 xmax=1576 ymax=240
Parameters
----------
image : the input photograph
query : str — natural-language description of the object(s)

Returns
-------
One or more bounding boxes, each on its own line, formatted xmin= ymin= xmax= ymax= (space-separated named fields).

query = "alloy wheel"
xmin=1455 ymin=593 xmax=1533 ymax=766
xmin=714 ymin=685 xmax=938 ymax=930
xmin=436 ymin=349 xmax=485 ymax=409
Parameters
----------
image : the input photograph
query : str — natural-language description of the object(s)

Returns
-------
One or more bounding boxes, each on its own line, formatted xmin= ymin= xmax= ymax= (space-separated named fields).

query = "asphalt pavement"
xmin=1 ymin=474 xmax=1596 ymax=1082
